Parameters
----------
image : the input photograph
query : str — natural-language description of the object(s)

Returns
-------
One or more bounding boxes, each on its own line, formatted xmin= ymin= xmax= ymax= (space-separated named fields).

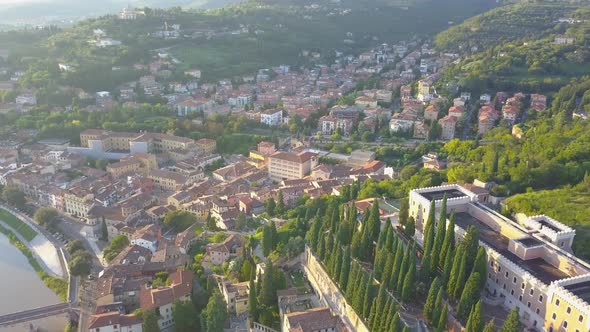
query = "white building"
xmin=261 ymin=109 xmax=283 ymax=127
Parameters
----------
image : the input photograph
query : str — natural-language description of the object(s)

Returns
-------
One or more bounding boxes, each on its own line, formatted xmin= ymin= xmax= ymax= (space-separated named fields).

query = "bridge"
xmin=0 ymin=303 xmax=76 ymax=327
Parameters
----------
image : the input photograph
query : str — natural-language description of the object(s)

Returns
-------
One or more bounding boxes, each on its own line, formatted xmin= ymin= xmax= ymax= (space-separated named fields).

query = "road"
xmin=0 ymin=303 xmax=71 ymax=327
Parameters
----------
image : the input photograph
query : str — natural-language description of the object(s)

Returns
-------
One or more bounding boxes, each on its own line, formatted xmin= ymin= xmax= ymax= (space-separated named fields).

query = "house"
xmin=319 ymin=115 xmax=353 ymax=136
xmin=261 ymin=109 xmax=283 ymax=127
xmin=15 ymin=93 xmax=37 ymax=106
xmin=554 ymin=35 xmax=575 ymax=45
xmin=268 ymin=151 xmax=318 ymax=181
xmin=218 ymin=277 xmax=250 ymax=315
xmin=139 ymin=270 xmax=193 ymax=331
xmin=530 ymin=94 xmax=547 ymax=111
xmin=424 ymin=105 xmax=439 ymax=122
xmin=195 ymin=138 xmax=216 ymax=156
xmin=502 ymin=105 xmax=520 ymax=125
xmin=438 ymin=115 xmax=456 ymax=140
xmin=87 ymin=312 xmax=143 ymax=332
xmin=354 ymin=96 xmax=378 ymax=109
xmin=282 ymin=307 xmax=342 ymax=332
xmin=205 ymin=234 xmax=245 ymax=265
xmin=448 ymin=105 xmax=465 ymax=119
xmin=130 ymin=224 xmax=161 ymax=253
xmin=389 ymin=111 xmax=419 ymax=133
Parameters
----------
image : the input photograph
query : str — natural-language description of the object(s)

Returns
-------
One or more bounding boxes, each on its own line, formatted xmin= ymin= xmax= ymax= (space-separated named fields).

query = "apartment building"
xmin=64 ymin=187 xmax=95 ymax=217
xmin=409 ymin=184 xmax=590 ymax=332
xmin=88 ymin=312 xmax=143 ymax=332
xmin=268 ymin=151 xmax=318 ymax=181
xmin=261 ymin=109 xmax=283 ymax=127
xmin=217 ymin=277 xmax=250 ymax=315
xmin=439 ymin=115 xmax=457 ymax=140
xmin=148 ymin=169 xmax=190 ymax=191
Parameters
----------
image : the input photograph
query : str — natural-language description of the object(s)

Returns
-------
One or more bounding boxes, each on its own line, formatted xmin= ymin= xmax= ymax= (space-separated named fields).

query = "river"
xmin=0 ymin=232 xmax=63 ymax=315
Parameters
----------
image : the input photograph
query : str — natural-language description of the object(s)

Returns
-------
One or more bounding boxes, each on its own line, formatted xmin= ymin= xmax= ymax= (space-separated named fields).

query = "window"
xmin=521 ymin=283 xmax=525 ymax=289
xmin=499 ymin=266 xmax=502 ymax=272
xmin=513 ymin=277 xmax=517 ymax=284
xmin=539 ymin=295 xmax=543 ymax=302
xmin=505 ymin=272 xmax=509 ymax=277
xmin=510 ymin=290 xmax=514 ymax=296
xmin=556 ymin=299 xmax=560 ymax=306
xmin=579 ymin=315 xmax=584 ymax=322
xmin=519 ymin=295 xmax=523 ymax=301
xmin=490 ymin=261 xmax=494 ymax=267
xmin=552 ymin=313 xmax=557 ymax=320
xmin=496 ymin=278 xmax=499 ymax=284
xmin=563 ymin=321 xmax=568 ymax=328
xmin=533 ymin=321 xmax=537 ymax=327
xmin=488 ymin=273 xmax=492 ymax=279
xmin=503 ymin=284 xmax=506 ymax=290
xmin=536 ymin=308 xmax=540 ymax=314
xmin=530 ymin=289 xmax=534 ymax=296
xmin=567 ymin=307 xmax=571 ymax=314
xmin=527 ymin=302 xmax=531 ymax=308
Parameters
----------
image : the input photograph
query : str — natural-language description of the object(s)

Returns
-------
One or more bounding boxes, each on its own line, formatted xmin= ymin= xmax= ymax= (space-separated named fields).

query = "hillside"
xmin=1 ymin=0 xmax=496 ymax=88
xmin=434 ymin=1 xmax=584 ymax=53
xmin=434 ymin=3 xmax=590 ymax=94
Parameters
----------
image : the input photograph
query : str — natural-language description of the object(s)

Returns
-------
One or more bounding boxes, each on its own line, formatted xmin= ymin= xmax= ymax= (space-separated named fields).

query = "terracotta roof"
xmin=286 ymin=307 xmax=340 ymax=332
xmin=88 ymin=312 xmax=142 ymax=329
xmin=270 ymin=151 xmax=316 ymax=163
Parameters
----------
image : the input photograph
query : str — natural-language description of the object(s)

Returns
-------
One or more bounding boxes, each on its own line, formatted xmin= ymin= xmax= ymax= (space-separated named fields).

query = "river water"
xmin=0 ymin=232 xmax=62 ymax=315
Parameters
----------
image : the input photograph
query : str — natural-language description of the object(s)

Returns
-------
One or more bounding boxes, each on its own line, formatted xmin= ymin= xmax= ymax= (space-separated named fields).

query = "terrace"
xmin=564 ymin=280 xmax=590 ymax=302
xmin=454 ymin=212 xmax=570 ymax=284
xmin=420 ymin=188 xmax=467 ymax=202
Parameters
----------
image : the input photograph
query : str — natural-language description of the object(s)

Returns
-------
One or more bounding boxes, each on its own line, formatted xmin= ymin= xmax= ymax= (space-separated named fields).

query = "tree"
xmin=248 ymin=278 xmax=258 ymax=322
xmin=431 ymin=195 xmax=447 ymax=273
xmin=442 ymin=246 xmax=454 ymax=288
xmin=401 ymin=260 xmax=416 ymax=303
xmin=423 ymin=200 xmax=436 ymax=257
xmin=457 ymin=272 xmax=482 ymax=321
xmin=404 ymin=216 xmax=416 ymax=237
xmin=2 ymin=187 xmax=25 ymax=208
xmin=482 ymin=319 xmax=495 ymax=332
xmin=447 ymin=246 xmax=463 ymax=297
xmin=432 ymin=287 xmax=444 ymax=326
xmin=34 ymin=207 xmax=59 ymax=228
xmin=472 ymin=247 xmax=487 ymax=290
xmin=399 ymin=198 xmax=409 ymax=226
xmin=389 ymin=241 xmax=404 ymax=290
xmin=172 ymin=300 xmax=199 ymax=332
xmin=284 ymin=236 xmax=305 ymax=259
xmin=338 ymin=246 xmax=351 ymax=289
xmin=368 ymin=199 xmax=381 ymax=243
xmin=454 ymin=249 xmax=469 ymax=300
xmin=69 ymin=251 xmax=92 ymax=276
xmin=260 ymin=261 xmax=276 ymax=307
xmin=276 ymin=191 xmax=285 ymax=215
xmin=66 ymin=240 xmax=85 ymax=255
xmin=202 ymin=291 xmax=227 ymax=332
xmin=262 ymin=224 xmax=274 ymax=256
xmin=103 ymin=235 xmax=130 ymax=262
xmin=206 ymin=212 xmax=217 ymax=230
xmin=163 ymin=210 xmax=197 ymax=232
xmin=265 ymin=198 xmax=276 ymax=217
xmin=100 ymin=217 xmax=108 ymax=241
xmin=465 ymin=300 xmax=484 ymax=332
xmin=423 ymin=277 xmax=440 ymax=324
xmin=439 ymin=211 xmax=455 ymax=267
xmin=140 ymin=310 xmax=160 ymax=332
xmin=436 ymin=304 xmax=448 ymax=332
xmin=499 ymin=307 xmax=521 ymax=332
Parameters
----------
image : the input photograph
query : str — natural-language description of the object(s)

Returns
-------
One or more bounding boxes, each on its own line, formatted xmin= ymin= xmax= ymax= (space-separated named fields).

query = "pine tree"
xmin=368 ymin=298 xmax=378 ymax=332
xmin=368 ymin=200 xmax=381 ymax=243
xmin=396 ymin=244 xmax=412 ymax=293
xmin=259 ymin=261 xmax=276 ymax=307
xmin=439 ymin=211 xmax=455 ymax=268
xmin=276 ymin=190 xmax=285 ymax=215
xmin=482 ymin=319 xmax=495 ymax=332
xmin=466 ymin=300 xmax=484 ymax=332
xmin=379 ymin=296 xmax=393 ymax=332
xmin=378 ymin=220 xmax=390 ymax=249
xmin=463 ymin=226 xmax=480 ymax=272
xmin=389 ymin=240 xmax=404 ymax=290
xmin=436 ymin=304 xmax=448 ymax=332
xmin=401 ymin=260 xmax=416 ymax=303
xmin=270 ymin=221 xmax=278 ymax=249
xmin=499 ymin=307 xmax=521 ymax=332
xmin=447 ymin=245 xmax=462 ymax=296
xmin=457 ymin=272 xmax=482 ymax=321
xmin=248 ymin=278 xmax=258 ymax=322
xmin=339 ymin=246 xmax=351 ymax=289
xmin=423 ymin=277 xmax=440 ymax=324
xmin=442 ymin=246 xmax=454 ymax=289
xmin=399 ymin=198 xmax=409 ymax=226
xmin=307 ymin=214 xmax=322 ymax=252
xmin=420 ymin=254 xmax=432 ymax=283
xmin=353 ymin=271 xmax=368 ymax=312
xmin=374 ymin=249 xmax=385 ymax=280
xmin=333 ymin=244 xmax=343 ymax=282
xmin=381 ymin=252 xmax=395 ymax=284
xmin=472 ymin=247 xmax=487 ymax=291
xmin=318 ymin=234 xmax=327 ymax=261
xmin=345 ymin=262 xmax=359 ymax=300
xmin=404 ymin=216 xmax=415 ymax=237
xmin=330 ymin=207 xmax=340 ymax=233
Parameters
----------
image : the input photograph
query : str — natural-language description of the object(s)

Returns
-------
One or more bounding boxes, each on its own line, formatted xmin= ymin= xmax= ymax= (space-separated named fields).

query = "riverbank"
xmin=0 ymin=223 xmax=68 ymax=301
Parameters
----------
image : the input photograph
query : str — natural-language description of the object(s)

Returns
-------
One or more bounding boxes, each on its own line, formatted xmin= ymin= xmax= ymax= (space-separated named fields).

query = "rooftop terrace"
xmin=420 ymin=188 xmax=467 ymax=202
xmin=454 ymin=212 xmax=570 ymax=284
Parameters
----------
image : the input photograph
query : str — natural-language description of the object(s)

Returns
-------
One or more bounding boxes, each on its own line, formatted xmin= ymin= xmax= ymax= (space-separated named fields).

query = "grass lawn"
xmin=0 ymin=208 xmax=38 ymax=242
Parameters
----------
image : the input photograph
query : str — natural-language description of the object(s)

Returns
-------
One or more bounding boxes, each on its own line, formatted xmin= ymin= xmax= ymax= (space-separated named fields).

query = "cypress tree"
xmin=466 ymin=300 xmax=484 ymax=332
xmin=401 ymin=260 xmax=416 ymax=303
xmin=371 ymin=284 xmax=386 ymax=330
xmin=423 ymin=277 xmax=440 ymax=324
xmin=396 ymin=248 xmax=409 ymax=293
xmin=368 ymin=199 xmax=381 ymax=242
xmin=457 ymin=272 xmax=482 ymax=321
xmin=389 ymin=240 xmax=404 ymax=290
xmin=362 ymin=274 xmax=375 ymax=319
xmin=472 ymin=246 xmax=488 ymax=291
xmin=404 ymin=216 xmax=415 ymax=237
xmin=354 ymin=271 xmax=368 ymax=312
xmin=260 ymin=261 xmax=276 ymax=307
xmin=423 ymin=200 xmax=436 ymax=256
xmin=384 ymin=297 xmax=397 ymax=331
xmin=378 ymin=220 xmax=390 ymax=249
xmin=432 ymin=287 xmax=444 ymax=326
xmin=381 ymin=252 xmax=395 ymax=284
xmin=402 ymin=326 xmax=410 ymax=332
xmin=439 ymin=211 xmax=456 ymax=268
xmin=390 ymin=313 xmax=402 ymax=332
xmin=324 ymin=235 xmax=334 ymax=264
xmin=454 ymin=250 xmax=469 ymax=300
xmin=333 ymin=244 xmax=343 ymax=281
xmin=447 ymin=245 xmax=462 ymax=296
xmin=463 ymin=226 xmax=480 ymax=272
xmin=431 ymin=195 xmax=447 ymax=273
xmin=421 ymin=254 xmax=432 ymax=283
xmin=368 ymin=298 xmax=378 ymax=332
xmin=317 ymin=234 xmax=327 ymax=261
xmin=374 ymin=249 xmax=385 ymax=280
xmin=379 ymin=296 xmax=393 ymax=332
xmin=338 ymin=221 xmax=353 ymax=245
xmin=330 ymin=207 xmax=340 ymax=233
xmin=389 ymin=233 xmax=398 ymax=255
xmin=399 ymin=198 xmax=409 ymax=226
xmin=499 ymin=307 xmax=521 ymax=332
xmin=351 ymin=231 xmax=362 ymax=259
xmin=482 ymin=319 xmax=495 ymax=332
xmin=262 ymin=225 xmax=273 ymax=256
xmin=442 ymin=246 xmax=454 ymax=289
xmin=248 ymin=278 xmax=258 ymax=322
xmin=345 ymin=262 xmax=359 ymax=299
xmin=385 ymin=220 xmax=395 ymax=251
xmin=436 ymin=304 xmax=448 ymax=332
xmin=308 ymin=214 xmax=322 ymax=252
xmin=360 ymin=225 xmax=372 ymax=261
xmin=339 ymin=246 xmax=351 ymax=289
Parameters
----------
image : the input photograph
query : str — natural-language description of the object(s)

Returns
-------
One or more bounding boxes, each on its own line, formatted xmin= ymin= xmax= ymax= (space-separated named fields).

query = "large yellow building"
xmin=409 ymin=184 xmax=590 ymax=332
xmin=267 ymin=151 xmax=318 ymax=181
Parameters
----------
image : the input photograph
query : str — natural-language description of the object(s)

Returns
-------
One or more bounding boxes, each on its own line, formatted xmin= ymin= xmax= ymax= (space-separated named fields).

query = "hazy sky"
xmin=0 ymin=0 xmax=53 ymax=4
